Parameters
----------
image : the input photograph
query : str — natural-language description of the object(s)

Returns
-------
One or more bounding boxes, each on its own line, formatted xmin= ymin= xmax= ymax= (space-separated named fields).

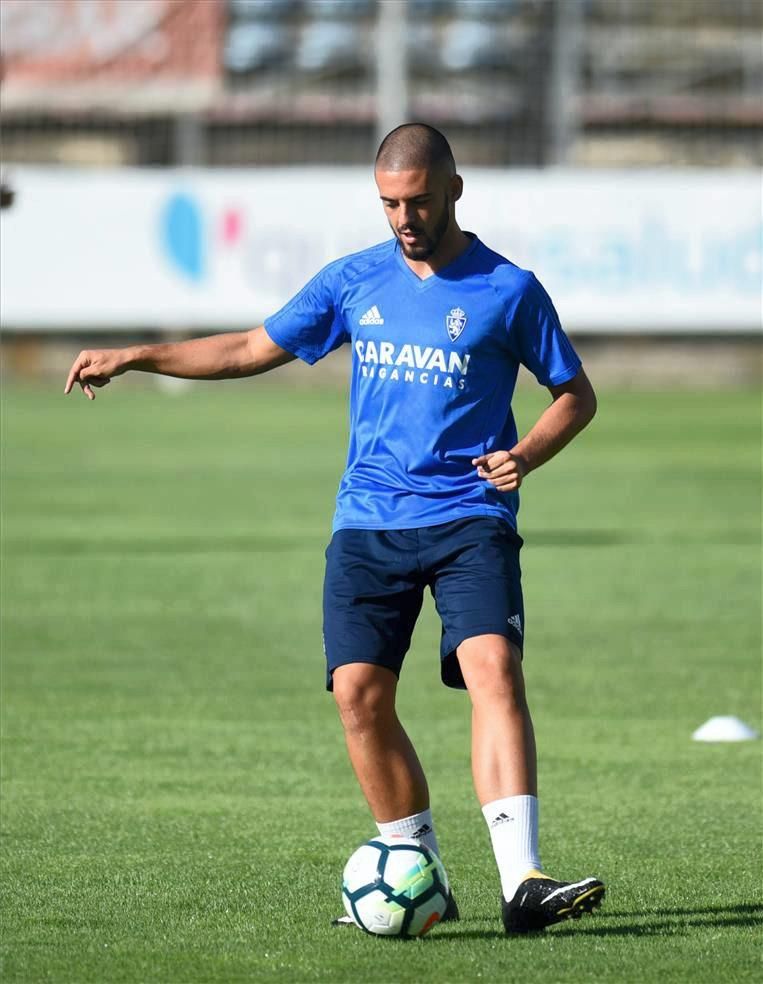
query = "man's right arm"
xmin=64 ymin=326 xmax=296 ymax=400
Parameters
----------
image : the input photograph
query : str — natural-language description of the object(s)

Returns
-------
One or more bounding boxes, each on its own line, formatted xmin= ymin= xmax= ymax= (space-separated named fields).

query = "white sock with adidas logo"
xmin=482 ymin=794 xmax=542 ymax=901
xmin=376 ymin=808 xmax=441 ymax=858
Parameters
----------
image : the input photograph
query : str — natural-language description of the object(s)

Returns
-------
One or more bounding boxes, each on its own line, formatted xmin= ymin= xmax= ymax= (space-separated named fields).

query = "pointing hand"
xmin=64 ymin=349 xmax=129 ymax=401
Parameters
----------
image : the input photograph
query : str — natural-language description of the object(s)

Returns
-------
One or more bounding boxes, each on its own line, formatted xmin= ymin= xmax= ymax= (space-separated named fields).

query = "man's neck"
xmin=403 ymin=227 xmax=472 ymax=280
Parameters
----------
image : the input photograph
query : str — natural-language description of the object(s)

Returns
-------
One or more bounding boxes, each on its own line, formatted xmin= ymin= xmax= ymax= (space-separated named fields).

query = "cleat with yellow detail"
xmin=502 ymin=871 xmax=605 ymax=934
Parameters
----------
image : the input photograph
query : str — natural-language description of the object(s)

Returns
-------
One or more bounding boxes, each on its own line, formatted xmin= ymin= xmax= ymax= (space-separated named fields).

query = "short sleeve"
xmin=264 ymin=262 xmax=348 ymax=365
xmin=506 ymin=273 xmax=581 ymax=386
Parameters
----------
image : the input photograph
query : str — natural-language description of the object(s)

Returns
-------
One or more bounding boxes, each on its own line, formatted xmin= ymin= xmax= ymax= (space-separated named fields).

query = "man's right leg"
xmin=330 ymin=662 xmax=458 ymax=925
xmin=332 ymin=662 xmax=429 ymax=822
xmin=323 ymin=529 xmax=457 ymax=924
xmin=324 ymin=530 xmax=436 ymax=842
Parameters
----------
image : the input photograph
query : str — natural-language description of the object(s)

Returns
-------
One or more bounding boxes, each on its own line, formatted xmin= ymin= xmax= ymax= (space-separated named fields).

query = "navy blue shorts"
xmin=322 ymin=517 xmax=524 ymax=691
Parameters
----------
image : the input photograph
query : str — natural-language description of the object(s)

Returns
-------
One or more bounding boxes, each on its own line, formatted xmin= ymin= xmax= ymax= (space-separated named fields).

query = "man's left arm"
xmin=472 ymin=369 xmax=597 ymax=492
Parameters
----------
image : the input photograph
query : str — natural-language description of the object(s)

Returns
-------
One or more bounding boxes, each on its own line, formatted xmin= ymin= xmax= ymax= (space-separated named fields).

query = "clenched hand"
xmin=472 ymin=451 xmax=527 ymax=493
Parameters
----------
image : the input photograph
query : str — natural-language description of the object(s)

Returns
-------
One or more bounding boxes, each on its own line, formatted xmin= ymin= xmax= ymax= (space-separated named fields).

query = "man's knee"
xmin=456 ymin=635 xmax=526 ymax=705
xmin=332 ymin=663 xmax=398 ymax=733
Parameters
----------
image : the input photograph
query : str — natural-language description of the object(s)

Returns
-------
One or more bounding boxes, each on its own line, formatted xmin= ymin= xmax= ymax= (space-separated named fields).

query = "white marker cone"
xmin=692 ymin=716 xmax=759 ymax=742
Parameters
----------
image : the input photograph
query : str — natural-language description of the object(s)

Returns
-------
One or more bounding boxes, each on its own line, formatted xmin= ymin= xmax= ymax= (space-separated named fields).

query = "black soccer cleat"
xmin=502 ymin=873 xmax=605 ymax=934
xmin=441 ymin=889 xmax=460 ymax=922
xmin=332 ymin=889 xmax=460 ymax=927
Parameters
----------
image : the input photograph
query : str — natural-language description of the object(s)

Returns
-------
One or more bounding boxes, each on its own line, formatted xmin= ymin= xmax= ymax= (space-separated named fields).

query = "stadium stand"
xmin=0 ymin=1 xmax=759 ymax=388
xmin=0 ymin=0 xmax=760 ymax=168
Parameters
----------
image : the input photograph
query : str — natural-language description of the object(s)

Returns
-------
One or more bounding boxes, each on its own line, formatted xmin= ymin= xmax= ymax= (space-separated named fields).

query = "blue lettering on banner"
xmin=531 ymin=220 xmax=761 ymax=294
xmin=160 ymin=193 xmax=205 ymax=282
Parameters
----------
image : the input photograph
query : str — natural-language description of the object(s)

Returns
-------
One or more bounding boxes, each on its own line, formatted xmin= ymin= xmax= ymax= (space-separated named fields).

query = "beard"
xmin=395 ymin=195 xmax=451 ymax=261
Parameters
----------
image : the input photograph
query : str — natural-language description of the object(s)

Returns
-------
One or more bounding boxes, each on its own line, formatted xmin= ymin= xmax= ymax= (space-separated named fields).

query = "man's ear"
xmin=450 ymin=174 xmax=464 ymax=203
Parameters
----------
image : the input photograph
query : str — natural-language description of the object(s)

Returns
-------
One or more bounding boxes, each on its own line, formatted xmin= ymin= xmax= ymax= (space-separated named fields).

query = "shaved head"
xmin=375 ymin=123 xmax=456 ymax=177
xmin=375 ymin=123 xmax=466 ymax=267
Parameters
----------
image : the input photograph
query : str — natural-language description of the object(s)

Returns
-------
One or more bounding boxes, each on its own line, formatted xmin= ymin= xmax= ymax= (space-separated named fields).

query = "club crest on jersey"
xmin=446 ymin=307 xmax=467 ymax=341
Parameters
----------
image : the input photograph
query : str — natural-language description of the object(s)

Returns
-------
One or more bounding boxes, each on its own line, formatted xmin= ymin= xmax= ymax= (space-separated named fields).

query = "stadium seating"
xmin=441 ymin=20 xmax=512 ymax=73
xmin=295 ymin=21 xmax=365 ymax=76
xmin=224 ymin=22 xmax=290 ymax=74
xmin=0 ymin=0 xmax=759 ymax=167
xmin=228 ymin=0 xmax=299 ymax=18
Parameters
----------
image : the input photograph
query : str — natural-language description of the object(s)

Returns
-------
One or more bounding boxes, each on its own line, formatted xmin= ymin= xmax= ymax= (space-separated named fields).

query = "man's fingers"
xmin=64 ymin=351 xmax=102 ymax=396
xmin=473 ymin=450 xmax=526 ymax=489
xmin=477 ymin=460 xmax=520 ymax=481
xmin=478 ymin=461 xmax=517 ymax=478
xmin=472 ymin=452 xmax=509 ymax=467
xmin=64 ymin=357 xmax=86 ymax=395
xmin=65 ymin=350 xmax=115 ymax=397
xmin=486 ymin=476 xmax=520 ymax=492
xmin=472 ymin=449 xmax=526 ymax=493
xmin=71 ymin=359 xmax=111 ymax=400
xmin=486 ymin=451 xmax=511 ymax=470
xmin=473 ymin=451 xmax=512 ymax=472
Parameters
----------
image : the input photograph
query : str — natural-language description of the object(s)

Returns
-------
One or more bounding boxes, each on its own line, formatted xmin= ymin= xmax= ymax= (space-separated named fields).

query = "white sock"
xmin=482 ymin=795 xmax=542 ymax=901
xmin=376 ymin=808 xmax=441 ymax=858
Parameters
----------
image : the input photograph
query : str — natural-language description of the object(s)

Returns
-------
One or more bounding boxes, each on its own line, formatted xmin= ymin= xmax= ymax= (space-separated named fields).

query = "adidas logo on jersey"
xmin=359 ymin=305 xmax=384 ymax=325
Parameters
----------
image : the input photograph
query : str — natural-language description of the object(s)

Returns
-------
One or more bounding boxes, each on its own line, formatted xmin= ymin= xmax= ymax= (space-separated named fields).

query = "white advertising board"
xmin=0 ymin=166 xmax=760 ymax=332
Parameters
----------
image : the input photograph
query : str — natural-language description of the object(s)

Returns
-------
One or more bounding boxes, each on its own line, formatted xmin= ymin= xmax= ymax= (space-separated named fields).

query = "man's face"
xmin=375 ymin=167 xmax=456 ymax=261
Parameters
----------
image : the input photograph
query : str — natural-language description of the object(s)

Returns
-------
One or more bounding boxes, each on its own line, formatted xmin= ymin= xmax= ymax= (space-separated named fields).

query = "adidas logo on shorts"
xmin=507 ymin=614 xmax=523 ymax=636
xmin=359 ymin=305 xmax=384 ymax=325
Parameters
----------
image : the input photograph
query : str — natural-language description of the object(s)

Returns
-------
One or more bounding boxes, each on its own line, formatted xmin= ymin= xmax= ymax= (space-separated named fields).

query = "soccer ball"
xmin=341 ymin=835 xmax=450 ymax=938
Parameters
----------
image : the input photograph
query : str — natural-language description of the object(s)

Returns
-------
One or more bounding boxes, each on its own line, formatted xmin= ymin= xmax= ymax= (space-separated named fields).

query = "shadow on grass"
xmin=2 ymin=534 xmax=323 ymax=556
xmin=432 ymin=902 xmax=763 ymax=942
xmin=598 ymin=902 xmax=763 ymax=921
xmin=525 ymin=530 xmax=630 ymax=547
xmin=525 ymin=529 xmax=758 ymax=548
xmin=8 ymin=529 xmax=757 ymax=556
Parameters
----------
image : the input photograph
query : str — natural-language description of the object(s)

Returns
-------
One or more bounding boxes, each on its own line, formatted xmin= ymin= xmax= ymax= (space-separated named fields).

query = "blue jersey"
xmin=264 ymin=235 xmax=581 ymax=533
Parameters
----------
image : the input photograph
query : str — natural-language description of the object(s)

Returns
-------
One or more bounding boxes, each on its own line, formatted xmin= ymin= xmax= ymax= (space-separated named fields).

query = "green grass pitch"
xmin=1 ymin=377 xmax=761 ymax=982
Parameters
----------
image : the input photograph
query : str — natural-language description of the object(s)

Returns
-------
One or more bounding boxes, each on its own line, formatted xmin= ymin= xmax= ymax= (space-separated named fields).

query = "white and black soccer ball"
xmin=341 ymin=835 xmax=450 ymax=938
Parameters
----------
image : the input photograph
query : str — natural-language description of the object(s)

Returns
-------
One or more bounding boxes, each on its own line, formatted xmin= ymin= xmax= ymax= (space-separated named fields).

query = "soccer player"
xmin=64 ymin=124 xmax=604 ymax=934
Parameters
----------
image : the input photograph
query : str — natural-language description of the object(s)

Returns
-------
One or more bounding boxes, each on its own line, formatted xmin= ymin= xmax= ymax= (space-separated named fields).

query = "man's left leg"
xmin=458 ymin=634 xmax=605 ymax=933
xmin=457 ymin=634 xmax=541 ymax=893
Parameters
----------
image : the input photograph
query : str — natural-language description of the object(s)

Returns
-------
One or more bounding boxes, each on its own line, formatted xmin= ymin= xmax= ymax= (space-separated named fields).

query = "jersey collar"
xmin=393 ymin=232 xmax=480 ymax=290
